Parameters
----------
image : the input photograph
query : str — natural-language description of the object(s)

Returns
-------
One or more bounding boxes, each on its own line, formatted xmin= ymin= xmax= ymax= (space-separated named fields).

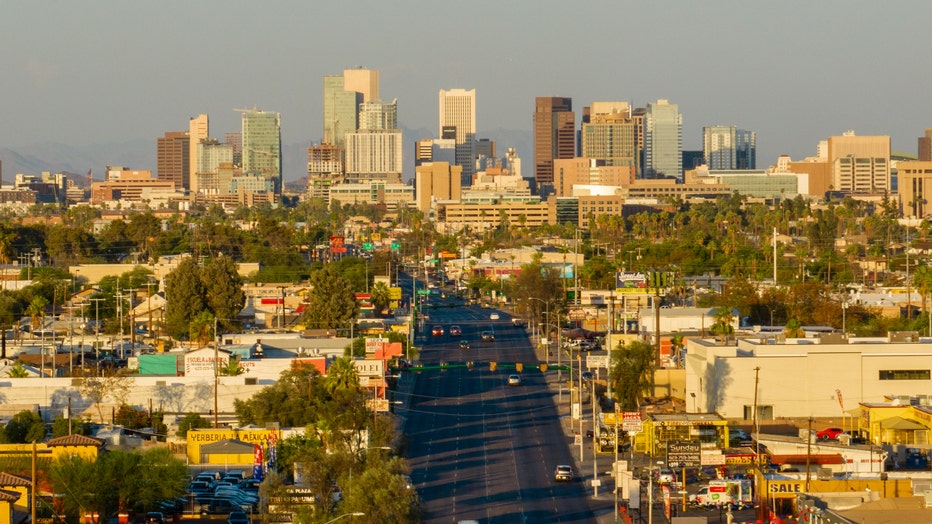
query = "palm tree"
xmin=710 ymin=307 xmax=735 ymax=344
xmin=369 ymin=281 xmax=391 ymax=316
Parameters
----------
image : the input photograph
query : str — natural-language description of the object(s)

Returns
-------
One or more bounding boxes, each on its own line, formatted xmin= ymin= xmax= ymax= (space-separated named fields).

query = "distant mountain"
xmin=0 ymin=125 xmax=532 ymax=188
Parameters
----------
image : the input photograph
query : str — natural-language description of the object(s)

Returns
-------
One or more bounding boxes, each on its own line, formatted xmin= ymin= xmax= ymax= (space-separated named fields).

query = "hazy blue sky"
xmin=3 ymin=0 xmax=932 ymax=167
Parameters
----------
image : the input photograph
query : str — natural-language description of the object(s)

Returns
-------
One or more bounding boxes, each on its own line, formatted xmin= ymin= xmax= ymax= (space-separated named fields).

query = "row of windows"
xmin=879 ymin=370 xmax=930 ymax=380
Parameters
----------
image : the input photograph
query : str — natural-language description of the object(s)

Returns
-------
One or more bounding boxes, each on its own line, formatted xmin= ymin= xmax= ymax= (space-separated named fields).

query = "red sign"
xmin=330 ymin=235 xmax=347 ymax=254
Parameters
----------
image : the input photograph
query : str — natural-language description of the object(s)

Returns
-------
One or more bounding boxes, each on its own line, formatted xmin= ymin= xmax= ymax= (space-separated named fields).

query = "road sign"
xmin=416 ymin=289 xmax=430 ymax=296
xmin=666 ymin=440 xmax=702 ymax=468
xmin=586 ymin=354 xmax=609 ymax=369
xmin=568 ymin=308 xmax=586 ymax=321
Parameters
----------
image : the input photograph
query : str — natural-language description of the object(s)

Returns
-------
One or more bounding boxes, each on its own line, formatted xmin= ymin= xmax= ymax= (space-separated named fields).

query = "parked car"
xmin=227 ymin=511 xmax=250 ymax=524
xmin=145 ymin=512 xmax=165 ymax=524
xmin=816 ymin=427 xmax=845 ymax=440
xmin=449 ymin=325 xmax=463 ymax=336
xmin=657 ymin=468 xmax=676 ymax=484
xmin=507 ymin=374 xmax=521 ymax=386
xmin=554 ymin=465 xmax=574 ymax=482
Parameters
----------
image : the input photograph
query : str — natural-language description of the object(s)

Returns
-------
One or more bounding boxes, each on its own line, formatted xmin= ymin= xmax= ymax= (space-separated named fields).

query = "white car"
xmin=490 ymin=313 xmax=500 ymax=320
xmin=507 ymin=374 xmax=521 ymax=386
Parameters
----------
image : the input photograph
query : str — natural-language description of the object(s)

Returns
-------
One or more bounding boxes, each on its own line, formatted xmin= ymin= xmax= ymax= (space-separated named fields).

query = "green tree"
xmin=164 ymin=258 xmax=206 ymax=339
xmin=5 ymin=362 xmax=29 ymax=378
xmin=200 ymin=254 xmax=245 ymax=331
xmin=609 ymin=340 xmax=655 ymax=411
xmin=176 ymin=412 xmax=211 ymax=438
xmin=51 ymin=415 xmax=92 ymax=438
xmin=3 ymin=409 xmax=45 ymax=443
xmin=710 ymin=307 xmax=735 ymax=343
xmin=303 ymin=265 xmax=358 ymax=331
xmin=219 ymin=358 xmax=245 ymax=376
xmin=370 ymin=281 xmax=391 ymax=315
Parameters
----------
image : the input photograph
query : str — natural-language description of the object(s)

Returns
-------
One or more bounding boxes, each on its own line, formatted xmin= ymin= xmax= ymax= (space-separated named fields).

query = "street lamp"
xmin=648 ymin=460 xmax=664 ymax=524
xmin=323 ymin=512 xmax=365 ymax=524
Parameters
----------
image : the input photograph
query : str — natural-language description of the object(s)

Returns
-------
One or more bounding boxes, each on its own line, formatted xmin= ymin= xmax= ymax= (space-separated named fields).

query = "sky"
xmin=3 ymin=0 xmax=932 ymax=170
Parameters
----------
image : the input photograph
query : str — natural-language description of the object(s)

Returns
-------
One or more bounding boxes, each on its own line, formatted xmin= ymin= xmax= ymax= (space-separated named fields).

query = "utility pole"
xmin=89 ymin=298 xmax=105 ymax=376
xmin=214 ymin=315 xmax=219 ymax=428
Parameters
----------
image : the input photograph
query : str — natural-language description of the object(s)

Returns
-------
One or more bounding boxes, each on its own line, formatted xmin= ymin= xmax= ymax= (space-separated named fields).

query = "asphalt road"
xmin=403 ymin=303 xmax=598 ymax=524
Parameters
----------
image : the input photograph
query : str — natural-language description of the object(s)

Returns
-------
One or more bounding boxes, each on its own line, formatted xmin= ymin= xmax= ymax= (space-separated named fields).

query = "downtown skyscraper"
xmin=240 ymin=108 xmax=282 ymax=193
xmin=439 ymin=88 xmax=477 ymax=184
xmin=644 ymin=99 xmax=682 ymax=180
xmin=533 ymin=96 xmax=575 ymax=194
xmin=323 ymin=68 xmax=379 ymax=148
xmin=703 ymin=125 xmax=757 ymax=170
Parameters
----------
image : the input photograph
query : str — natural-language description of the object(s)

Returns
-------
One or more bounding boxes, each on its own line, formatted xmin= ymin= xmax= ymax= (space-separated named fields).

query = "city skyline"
xmin=3 ymin=1 xmax=932 ymax=175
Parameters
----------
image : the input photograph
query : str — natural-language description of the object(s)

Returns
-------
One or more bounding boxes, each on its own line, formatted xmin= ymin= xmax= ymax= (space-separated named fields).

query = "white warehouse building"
xmin=685 ymin=332 xmax=932 ymax=419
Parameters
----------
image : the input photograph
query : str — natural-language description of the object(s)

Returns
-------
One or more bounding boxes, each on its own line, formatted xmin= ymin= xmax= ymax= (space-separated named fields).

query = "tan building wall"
xmin=578 ymin=194 xmax=625 ymax=229
xmin=553 ymin=158 xmax=635 ymax=197
xmin=343 ymin=68 xmax=379 ymax=103
xmin=827 ymin=134 xmax=891 ymax=194
xmin=435 ymin=201 xmax=554 ymax=233
xmin=786 ymin=160 xmax=831 ymax=197
xmin=415 ymin=162 xmax=462 ymax=213
xmin=189 ymin=114 xmax=209 ymax=193
xmin=896 ymin=160 xmax=932 ymax=217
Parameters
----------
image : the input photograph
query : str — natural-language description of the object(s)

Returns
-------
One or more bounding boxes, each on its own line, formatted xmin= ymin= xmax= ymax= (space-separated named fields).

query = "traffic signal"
xmin=515 ymin=362 xmax=523 ymax=372
xmin=539 ymin=363 xmax=548 ymax=373
xmin=489 ymin=361 xmax=497 ymax=372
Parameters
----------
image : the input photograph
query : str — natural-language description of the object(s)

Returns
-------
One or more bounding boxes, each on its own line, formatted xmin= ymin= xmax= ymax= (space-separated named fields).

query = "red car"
xmin=816 ymin=427 xmax=845 ymax=440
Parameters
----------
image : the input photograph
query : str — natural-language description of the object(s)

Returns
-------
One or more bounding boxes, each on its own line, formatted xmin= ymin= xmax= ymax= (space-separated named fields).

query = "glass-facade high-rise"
xmin=241 ymin=109 xmax=282 ymax=193
xmin=323 ymin=76 xmax=360 ymax=148
xmin=703 ymin=125 xmax=736 ymax=170
xmin=644 ymin=99 xmax=682 ymax=180
xmin=533 ymin=97 xmax=575 ymax=194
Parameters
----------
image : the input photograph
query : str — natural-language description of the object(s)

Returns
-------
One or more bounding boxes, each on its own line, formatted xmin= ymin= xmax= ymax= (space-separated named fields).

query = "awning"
xmin=878 ymin=416 xmax=927 ymax=431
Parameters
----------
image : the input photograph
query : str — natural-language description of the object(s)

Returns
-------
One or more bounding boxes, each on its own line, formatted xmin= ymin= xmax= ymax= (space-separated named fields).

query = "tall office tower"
xmin=156 ymin=131 xmax=189 ymax=189
xmin=703 ymin=125 xmax=736 ymax=170
xmin=307 ymin=144 xmax=344 ymax=200
xmin=580 ymin=102 xmax=638 ymax=170
xmin=225 ymin=132 xmax=243 ymax=166
xmin=359 ymin=99 xmax=397 ymax=130
xmin=439 ymin=88 xmax=477 ymax=184
xmin=344 ymin=98 xmax=402 ymax=182
xmin=323 ymin=68 xmax=379 ymax=148
xmin=415 ymin=161 xmax=462 ymax=213
xmin=240 ymin=108 xmax=282 ymax=193
xmin=533 ymin=97 xmax=575 ymax=194
xmin=827 ymin=131 xmax=890 ymax=194
xmin=323 ymin=75 xmax=361 ymax=148
xmin=343 ymin=68 xmax=379 ymax=103
xmin=631 ymin=107 xmax=647 ymax=176
xmin=644 ymin=99 xmax=682 ymax=180
xmin=188 ymin=114 xmax=209 ymax=191
xmin=919 ymin=128 xmax=932 ymax=161
xmin=196 ymin=139 xmax=234 ymax=176
xmin=736 ymin=129 xmax=757 ymax=169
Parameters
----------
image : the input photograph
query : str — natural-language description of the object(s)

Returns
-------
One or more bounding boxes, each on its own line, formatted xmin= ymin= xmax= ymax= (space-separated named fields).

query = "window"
xmin=879 ymin=370 xmax=930 ymax=380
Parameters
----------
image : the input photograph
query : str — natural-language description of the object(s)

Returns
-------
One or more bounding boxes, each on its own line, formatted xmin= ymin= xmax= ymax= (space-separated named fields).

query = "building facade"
xmin=156 ymin=131 xmax=189 ymax=190
xmin=188 ymin=114 xmax=209 ymax=192
xmin=827 ymin=132 xmax=890 ymax=194
xmin=240 ymin=108 xmax=282 ymax=193
xmin=580 ymin=101 xmax=639 ymax=171
xmin=897 ymin=160 xmax=932 ymax=217
xmin=415 ymin=161 xmax=462 ymax=213
xmin=644 ymin=99 xmax=682 ymax=180
xmin=439 ymin=88 xmax=477 ymax=184
xmin=533 ymin=97 xmax=575 ymax=194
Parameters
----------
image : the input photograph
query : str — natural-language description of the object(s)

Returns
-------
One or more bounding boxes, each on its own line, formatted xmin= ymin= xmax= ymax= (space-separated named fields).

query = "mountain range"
xmin=0 ymin=127 xmax=532 ymax=189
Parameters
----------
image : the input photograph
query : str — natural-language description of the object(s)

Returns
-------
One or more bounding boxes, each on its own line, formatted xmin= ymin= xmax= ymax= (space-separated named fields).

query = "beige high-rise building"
xmin=439 ymin=88 xmax=477 ymax=182
xmin=897 ymin=161 xmax=932 ymax=217
xmin=827 ymin=132 xmax=890 ymax=194
xmin=343 ymin=68 xmax=379 ymax=103
xmin=188 ymin=114 xmax=209 ymax=192
xmin=415 ymin=162 xmax=462 ymax=213
xmin=156 ymin=131 xmax=189 ymax=189
xmin=552 ymin=158 xmax=635 ymax=197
